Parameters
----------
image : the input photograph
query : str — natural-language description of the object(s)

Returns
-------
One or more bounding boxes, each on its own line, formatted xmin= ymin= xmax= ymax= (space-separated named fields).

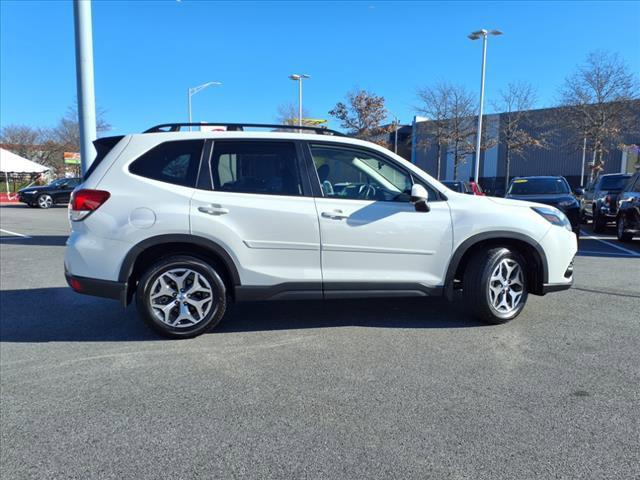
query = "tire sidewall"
xmin=136 ymin=256 xmax=227 ymax=338
xmin=482 ymin=249 xmax=528 ymax=322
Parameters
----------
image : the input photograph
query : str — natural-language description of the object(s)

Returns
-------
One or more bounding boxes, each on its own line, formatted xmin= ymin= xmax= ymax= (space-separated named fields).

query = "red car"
xmin=442 ymin=180 xmax=485 ymax=196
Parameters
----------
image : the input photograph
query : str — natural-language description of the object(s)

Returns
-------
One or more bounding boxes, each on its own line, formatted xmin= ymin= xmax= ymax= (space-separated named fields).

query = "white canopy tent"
xmin=0 ymin=148 xmax=50 ymax=200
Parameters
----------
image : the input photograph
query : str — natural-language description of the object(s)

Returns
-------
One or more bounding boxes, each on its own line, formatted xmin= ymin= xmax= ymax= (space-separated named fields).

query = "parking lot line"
xmin=580 ymin=230 xmax=640 ymax=257
xmin=578 ymin=250 xmax=638 ymax=257
xmin=0 ymin=228 xmax=32 ymax=239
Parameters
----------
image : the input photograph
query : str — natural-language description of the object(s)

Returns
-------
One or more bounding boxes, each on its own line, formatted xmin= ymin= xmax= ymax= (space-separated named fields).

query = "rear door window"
xmin=210 ymin=141 xmax=303 ymax=196
xmin=129 ymin=140 xmax=203 ymax=187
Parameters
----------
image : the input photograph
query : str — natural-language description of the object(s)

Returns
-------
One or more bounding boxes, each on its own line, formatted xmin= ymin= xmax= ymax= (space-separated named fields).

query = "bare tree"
xmin=51 ymin=104 xmax=112 ymax=151
xmin=416 ymin=83 xmax=452 ymax=179
xmin=0 ymin=104 xmax=111 ymax=174
xmin=329 ymin=89 xmax=392 ymax=144
xmin=560 ymin=51 xmax=639 ymax=178
xmin=276 ymin=102 xmax=311 ymax=126
xmin=0 ymin=125 xmax=42 ymax=159
xmin=446 ymin=86 xmax=477 ymax=180
xmin=492 ymin=82 xmax=547 ymax=190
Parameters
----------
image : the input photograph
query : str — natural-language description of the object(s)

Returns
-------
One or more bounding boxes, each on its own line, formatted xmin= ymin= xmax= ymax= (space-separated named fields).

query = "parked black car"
xmin=505 ymin=176 xmax=580 ymax=237
xmin=17 ymin=177 xmax=81 ymax=209
xmin=579 ymin=173 xmax=632 ymax=233
xmin=616 ymin=171 xmax=640 ymax=242
xmin=442 ymin=180 xmax=471 ymax=194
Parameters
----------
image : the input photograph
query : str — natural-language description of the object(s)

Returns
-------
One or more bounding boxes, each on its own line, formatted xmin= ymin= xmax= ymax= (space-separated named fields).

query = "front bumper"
xmin=18 ymin=193 xmax=36 ymax=204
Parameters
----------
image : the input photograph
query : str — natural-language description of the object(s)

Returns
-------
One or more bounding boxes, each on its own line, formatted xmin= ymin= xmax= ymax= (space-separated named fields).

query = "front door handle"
xmin=321 ymin=210 xmax=349 ymax=220
xmin=198 ymin=204 xmax=229 ymax=216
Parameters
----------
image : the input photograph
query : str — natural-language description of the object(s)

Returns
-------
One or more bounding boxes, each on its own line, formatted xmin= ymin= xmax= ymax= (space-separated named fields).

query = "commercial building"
xmin=408 ymin=101 xmax=640 ymax=195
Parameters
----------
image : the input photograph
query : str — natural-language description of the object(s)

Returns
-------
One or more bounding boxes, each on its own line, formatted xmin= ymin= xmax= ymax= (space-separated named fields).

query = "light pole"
xmin=393 ymin=116 xmax=399 ymax=154
xmin=289 ymin=74 xmax=310 ymax=126
xmin=468 ymin=29 xmax=502 ymax=184
xmin=188 ymin=81 xmax=222 ymax=131
xmin=73 ymin=0 xmax=97 ymax=175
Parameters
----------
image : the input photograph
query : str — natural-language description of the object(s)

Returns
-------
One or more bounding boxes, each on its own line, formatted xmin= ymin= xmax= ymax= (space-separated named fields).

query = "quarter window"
xmin=129 ymin=140 xmax=203 ymax=187
xmin=210 ymin=141 xmax=302 ymax=196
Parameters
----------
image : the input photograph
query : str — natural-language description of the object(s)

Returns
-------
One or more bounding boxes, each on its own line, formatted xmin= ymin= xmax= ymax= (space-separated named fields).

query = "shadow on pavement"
xmin=0 ymin=287 xmax=483 ymax=343
xmin=0 ymin=235 xmax=68 ymax=246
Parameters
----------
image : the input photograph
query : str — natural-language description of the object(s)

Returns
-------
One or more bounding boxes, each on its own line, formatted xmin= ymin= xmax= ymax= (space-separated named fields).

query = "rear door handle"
xmin=198 ymin=204 xmax=229 ymax=215
xmin=321 ymin=210 xmax=349 ymax=220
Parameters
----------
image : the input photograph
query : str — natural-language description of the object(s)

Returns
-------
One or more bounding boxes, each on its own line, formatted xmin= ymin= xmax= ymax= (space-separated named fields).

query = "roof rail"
xmin=143 ymin=123 xmax=345 ymax=136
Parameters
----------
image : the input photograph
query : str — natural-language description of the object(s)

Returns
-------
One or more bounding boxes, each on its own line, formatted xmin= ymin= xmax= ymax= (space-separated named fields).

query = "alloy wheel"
xmin=38 ymin=195 xmax=53 ymax=208
xmin=148 ymin=268 xmax=214 ymax=328
xmin=488 ymin=258 xmax=525 ymax=314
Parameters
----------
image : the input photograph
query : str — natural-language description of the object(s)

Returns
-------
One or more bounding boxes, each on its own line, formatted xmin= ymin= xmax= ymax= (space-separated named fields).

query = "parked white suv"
xmin=65 ymin=123 xmax=577 ymax=338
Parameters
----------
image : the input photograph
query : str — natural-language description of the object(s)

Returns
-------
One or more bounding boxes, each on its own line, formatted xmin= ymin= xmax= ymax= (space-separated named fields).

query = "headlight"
xmin=558 ymin=199 xmax=577 ymax=208
xmin=531 ymin=206 xmax=572 ymax=231
xmin=22 ymin=190 xmax=37 ymax=194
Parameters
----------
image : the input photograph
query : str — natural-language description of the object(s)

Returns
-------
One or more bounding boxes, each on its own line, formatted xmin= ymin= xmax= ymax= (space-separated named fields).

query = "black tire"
xmin=463 ymin=247 xmax=529 ymax=325
xmin=616 ymin=216 xmax=634 ymax=242
xmin=593 ymin=210 xmax=606 ymax=233
xmin=579 ymin=209 xmax=588 ymax=224
xmin=136 ymin=255 xmax=227 ymax=339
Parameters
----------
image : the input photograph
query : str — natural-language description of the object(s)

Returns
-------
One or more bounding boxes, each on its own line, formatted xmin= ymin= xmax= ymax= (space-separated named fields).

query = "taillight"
xmin=69 ymin=189 xmax=110 ymax=221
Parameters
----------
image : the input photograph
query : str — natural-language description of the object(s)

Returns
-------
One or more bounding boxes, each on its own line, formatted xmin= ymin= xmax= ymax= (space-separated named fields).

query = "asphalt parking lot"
xmin=1 ymin=204 xmax=639 ymax=479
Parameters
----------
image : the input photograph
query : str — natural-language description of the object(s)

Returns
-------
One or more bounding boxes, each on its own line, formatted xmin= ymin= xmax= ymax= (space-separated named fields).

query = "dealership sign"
xmin=64 ymin=152 xmax=81 ymax=165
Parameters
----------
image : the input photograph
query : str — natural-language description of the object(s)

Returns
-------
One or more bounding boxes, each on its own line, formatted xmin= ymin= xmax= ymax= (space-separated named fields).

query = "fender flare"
xmin=118 ymin=234 xmax=241 ymax=285
xmin=444 ymin=231 xmax=549 ymax=296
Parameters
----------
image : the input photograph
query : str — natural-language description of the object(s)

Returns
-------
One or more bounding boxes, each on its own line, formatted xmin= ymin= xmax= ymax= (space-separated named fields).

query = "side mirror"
xmin=574 ymin=187 xmax=585 ymax=196
xmin=410 ymin=184 xmax=430 ymax=212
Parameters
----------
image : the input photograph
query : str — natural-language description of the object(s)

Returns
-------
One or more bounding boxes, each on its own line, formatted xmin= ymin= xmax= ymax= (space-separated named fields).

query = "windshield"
xmin=48 ymin=178 xmax=66 ymax=187
xmin=600 ymin=175 xmax=631 ymax=191
xmin=508 ymin=178 xmax=570 ymax=195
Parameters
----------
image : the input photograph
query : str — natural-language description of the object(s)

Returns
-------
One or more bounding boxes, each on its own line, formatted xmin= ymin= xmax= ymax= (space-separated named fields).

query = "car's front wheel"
xmin=136 ymin=255 xmax=227 ymax=338
xmin=464 ymin=247 xmax=528 ymax=324
xmin=37 ymin=194 xmax=53 ymax=209
xmin=593 ymin=209 xmax=606 ymax=233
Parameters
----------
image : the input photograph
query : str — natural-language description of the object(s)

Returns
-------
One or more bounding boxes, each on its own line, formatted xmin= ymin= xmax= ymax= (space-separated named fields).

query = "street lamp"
xmin=188 ymin=81 xmax=222 ymax=131
xmin=468 ymin=29 xmax=502 ymax=184
xmin=288 ymin=74 xmax=310 ymax=126
xmin=393 ymin=115 xmax=400 ymax=154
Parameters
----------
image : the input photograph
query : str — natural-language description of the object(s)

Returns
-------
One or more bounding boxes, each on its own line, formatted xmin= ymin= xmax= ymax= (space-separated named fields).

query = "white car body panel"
xmin=65 ymin=129 xmax=576 ymax=297
xmin=315 ymin=197 xmax=453 ymax=285
xmin=190 ymin=191 xmax=321 ymax=285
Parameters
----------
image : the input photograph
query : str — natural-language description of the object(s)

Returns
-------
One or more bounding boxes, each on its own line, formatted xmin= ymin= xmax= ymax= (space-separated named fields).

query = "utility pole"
xmin=73 ymin=0 xmax=97 ymax=175
xmin=289 ymin=74 xmax=310 ymax=127
xmin=580 ymin=136 xmax=587 ymax=187
xmin=468 ymin=29 xmax=502 ymax=185
xmin=187 ymin=81 xmax=222 ymax=131
xmin=394 ymin=116 xmax=399 ymax=154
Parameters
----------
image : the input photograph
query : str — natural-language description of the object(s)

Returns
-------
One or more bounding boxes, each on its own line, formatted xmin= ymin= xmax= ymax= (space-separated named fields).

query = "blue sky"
xmin=1 ymin=0 xmax=639 ymax=135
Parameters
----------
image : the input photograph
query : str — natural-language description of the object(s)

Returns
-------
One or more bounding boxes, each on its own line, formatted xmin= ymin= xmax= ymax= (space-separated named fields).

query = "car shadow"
xmin=0 ymin=235 xmax=68 ymax=246
xmin=0 ymin=287 xmax=484 ymax=343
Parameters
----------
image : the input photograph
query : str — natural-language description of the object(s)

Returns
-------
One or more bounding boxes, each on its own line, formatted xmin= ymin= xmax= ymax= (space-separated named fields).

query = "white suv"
xmin=65 ymin=123 xmax=577 ymax=338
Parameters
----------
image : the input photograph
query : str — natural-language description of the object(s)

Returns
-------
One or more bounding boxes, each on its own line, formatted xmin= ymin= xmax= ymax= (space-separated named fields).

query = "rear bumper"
xmin=541 ymin=279 xmax=573 ymax=294
xmin=65 ymin=271 xmax=126 ymax=303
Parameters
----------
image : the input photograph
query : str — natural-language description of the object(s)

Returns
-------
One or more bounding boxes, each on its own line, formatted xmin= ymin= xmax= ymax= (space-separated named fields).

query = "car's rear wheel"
xmin=464 ymin=247 xmax=528 ymax=324
xmin=37 ymin=194 xmax=53 ymax=209
xmin=136 ymin=255 xmax=227 ymax=338
xmin=616 ymin=216 xmax=634 ymax=242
